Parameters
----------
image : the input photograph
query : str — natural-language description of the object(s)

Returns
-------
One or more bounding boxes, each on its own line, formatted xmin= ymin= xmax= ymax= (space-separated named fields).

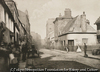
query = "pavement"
xmin=52 ymin=49 xmax=100 ymax=69
xmin=18 ymin=48 xmax=100 ymax=71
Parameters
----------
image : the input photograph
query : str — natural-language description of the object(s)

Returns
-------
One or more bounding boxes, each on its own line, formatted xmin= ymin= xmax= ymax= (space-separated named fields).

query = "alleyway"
xmin=19 ymin=48 xmax=100 ymax=71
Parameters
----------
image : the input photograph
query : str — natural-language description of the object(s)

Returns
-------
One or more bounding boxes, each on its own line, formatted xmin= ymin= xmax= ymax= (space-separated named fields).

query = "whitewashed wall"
xmin=67 ymin=34 xmax=97 ymax=46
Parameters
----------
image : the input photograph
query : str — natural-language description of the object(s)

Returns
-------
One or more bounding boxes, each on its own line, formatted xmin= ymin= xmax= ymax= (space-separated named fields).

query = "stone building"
xmin=54 ymin=11 xmax=97 ymax=51
xmin=46 ymin=18 xmax=55 ymax=48
xmin=53 ymin=8 xmax=73 ymax=49
xmin=0 ymin=0 xmax=15 ymax=44
xmin=53 ymin=8 xmax=97 ymax=51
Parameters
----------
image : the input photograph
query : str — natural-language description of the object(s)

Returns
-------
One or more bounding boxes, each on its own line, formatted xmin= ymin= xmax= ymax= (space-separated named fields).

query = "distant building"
xmin=46 ymin=18 xmax=55 ymax=48
xmin=31 ymin=32 xmax=41 ymax=48
xmin=53 ymin=8 xmax=73 ymax=49
xmin=95 ymin=17 xmax=100 ymax=44
xmin=54 ymin=9 xmax=97 ymax=51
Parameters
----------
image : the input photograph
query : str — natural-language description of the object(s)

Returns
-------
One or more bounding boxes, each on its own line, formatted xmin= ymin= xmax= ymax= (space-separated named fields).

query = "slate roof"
xmin=18 ymin=10 xmax=28 ymax=26
xmin=61 ymin=15 xmax=96 ymax=36
xmin=62 ymin=16 xmax=78 ymax=34
xmin=95 ymin=17 xmax=100 ymax=24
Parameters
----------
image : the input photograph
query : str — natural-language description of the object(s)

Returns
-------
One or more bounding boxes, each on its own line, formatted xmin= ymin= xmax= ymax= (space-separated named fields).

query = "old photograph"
xmin=0 ymin=0 xmax=100 ymax=72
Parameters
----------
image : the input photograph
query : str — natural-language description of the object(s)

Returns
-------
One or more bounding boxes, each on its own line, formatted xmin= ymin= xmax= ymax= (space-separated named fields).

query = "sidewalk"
xmin=52 ymin=49 xmax=100 ymax=69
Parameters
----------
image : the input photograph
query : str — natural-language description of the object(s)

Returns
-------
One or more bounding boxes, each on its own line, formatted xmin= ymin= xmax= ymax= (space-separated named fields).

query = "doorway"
xmin=68 ymin=40 xmax=74 ymax=51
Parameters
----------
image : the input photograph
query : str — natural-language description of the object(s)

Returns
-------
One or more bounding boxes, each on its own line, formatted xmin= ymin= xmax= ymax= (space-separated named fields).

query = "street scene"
xmin=0 ymin=0 xmax=100 ymax=72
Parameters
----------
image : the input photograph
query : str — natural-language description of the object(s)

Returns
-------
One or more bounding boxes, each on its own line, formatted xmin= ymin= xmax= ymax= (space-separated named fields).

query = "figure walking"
xmin=84 ymin=43 xmax=88 ymax=57
xmin=65 ymin=45 xmax=69 ymax=53
xmin=9 ymin=43 xmax=18 ymax=69
xmin=76 ymin=45 xmax=82 ymax=53
xmin=22 ymin=43 xmax=28 ymax=62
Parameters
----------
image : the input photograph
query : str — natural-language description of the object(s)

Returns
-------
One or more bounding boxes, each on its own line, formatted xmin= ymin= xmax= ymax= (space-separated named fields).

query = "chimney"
xmin=64 ymin=8 xmax=72 ymax=18
xmin=59 ymin=13 xmax=62 ymax=17
xmin=81 ymin=12 xmax=87 ymax=32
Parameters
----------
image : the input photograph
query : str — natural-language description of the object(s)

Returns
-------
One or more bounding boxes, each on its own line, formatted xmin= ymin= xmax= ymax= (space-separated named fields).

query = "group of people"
xmin=64 ymin=43 xmax=88 ymax=57
xmin=0 ymin=42 xmax=29 ymax=69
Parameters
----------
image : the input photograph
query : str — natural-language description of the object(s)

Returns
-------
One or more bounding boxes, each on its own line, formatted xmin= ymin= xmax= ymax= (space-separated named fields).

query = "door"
xmin=68 ymin=40 xmax=74 ymax=51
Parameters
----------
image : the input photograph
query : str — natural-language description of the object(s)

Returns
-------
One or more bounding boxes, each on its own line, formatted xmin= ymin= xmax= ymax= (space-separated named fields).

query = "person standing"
xmin=76 ymin=45 xmax=82 ymax=53
xmin=65 ymin=45 xmax=69 ymax=53
xmin=22 ymin=44 xmax=25 ymax=62
xmin=9 ymin=43 xmax=18 ymax=69
xmin=22 ymin=43 xmax=28 ymax=62
xmin=0 ymin=43 xmax=9 ymax=72
xmin=84 ymin=43 xmax=88 ymax=57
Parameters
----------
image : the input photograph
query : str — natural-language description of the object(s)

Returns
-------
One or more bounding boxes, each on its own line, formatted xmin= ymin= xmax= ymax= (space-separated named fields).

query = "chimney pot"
xmin=83 ymin=11 xmax=86 ymax=15
xmin=59 ymin=13 xmax=62 ymax=17
xmin=64 ymin=8 xmax=72 ymax=18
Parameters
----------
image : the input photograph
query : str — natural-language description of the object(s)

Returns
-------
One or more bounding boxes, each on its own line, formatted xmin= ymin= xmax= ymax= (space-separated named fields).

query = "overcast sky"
xmin=14 ymin=0 xmax=100 ymax=39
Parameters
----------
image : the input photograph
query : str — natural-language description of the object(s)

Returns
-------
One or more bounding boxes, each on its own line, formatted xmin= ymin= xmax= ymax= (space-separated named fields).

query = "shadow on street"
xmin=31 ymin=55 xmax=98 ymax=70
xmin=87 ymin=57 xmax=100 ymax=60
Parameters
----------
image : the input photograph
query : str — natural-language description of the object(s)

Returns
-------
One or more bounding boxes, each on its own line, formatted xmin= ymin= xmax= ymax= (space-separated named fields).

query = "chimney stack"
xmin=64 ymin=8 xmax=72 ymax=18
xmin=81 ymin=12 xmax=87 ymax=32
xmin=59 ymin=13 xmax=62 ymax=17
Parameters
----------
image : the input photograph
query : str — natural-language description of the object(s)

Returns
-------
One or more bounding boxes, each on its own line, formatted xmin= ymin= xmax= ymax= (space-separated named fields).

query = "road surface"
xmin=22 ymin=48 xmax=100 ymax=71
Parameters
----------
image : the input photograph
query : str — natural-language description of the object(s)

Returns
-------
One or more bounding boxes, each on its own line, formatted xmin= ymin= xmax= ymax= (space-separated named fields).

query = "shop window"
xmin=97 ymin=38 xmax=100 ymax=43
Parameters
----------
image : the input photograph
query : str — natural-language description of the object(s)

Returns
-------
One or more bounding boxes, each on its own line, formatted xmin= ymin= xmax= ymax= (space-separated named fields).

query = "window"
xmin=97 ymin=25 xmax=100 ymax=30
xmin=82 ymin=38 xmax=88 ymax=44
xmin=98 ymin=39 xmax=100 ymax=43
xmin=64 ymin=40 xmax=66 ymax=46
xmin=97 ymin=35 xmax=100 ymax=43
xmin=4 ymin=10 xmax=6 ymax=24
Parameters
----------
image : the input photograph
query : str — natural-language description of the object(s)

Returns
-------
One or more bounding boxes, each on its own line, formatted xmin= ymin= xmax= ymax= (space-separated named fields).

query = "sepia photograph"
xmin=0 ymin=0 xmax=100 ymax=72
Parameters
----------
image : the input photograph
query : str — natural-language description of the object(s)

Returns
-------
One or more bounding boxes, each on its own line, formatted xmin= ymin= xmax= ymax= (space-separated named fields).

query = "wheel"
xmin=93 ymin=49 xmax=97 ymax=55
xmin=97 ymin=50 xmax=100 ymax=55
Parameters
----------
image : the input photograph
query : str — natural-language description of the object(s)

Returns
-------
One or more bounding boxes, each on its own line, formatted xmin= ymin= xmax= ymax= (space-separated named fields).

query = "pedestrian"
xmin=76 ymin=44 xmax=82 ymax=53
xmin=0 ymin=42 xmax=9 ymax=72
xmin=65 ymin=45 xmax=69 ymax=52
xmin=22 ymin=43 xmax=27 ymax=62
xmin=84 ymin=43 xmax=88 ymax=57
xmin=9 ymin=43 xmax=18 ymax=69
xmin=15 ymin=43 xmax=20 ymax=66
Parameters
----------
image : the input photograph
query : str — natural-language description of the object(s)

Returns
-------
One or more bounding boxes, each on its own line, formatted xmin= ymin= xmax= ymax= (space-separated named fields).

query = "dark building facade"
xmin=0 ymin=0 xmax=14 ymax=44
xmin=18 ymin=10 xmax=31 ymax=48
xmin=4 ymin=0 xmax=20 ymax=44
xmin=95 ymin=17 xmax=100 ymax=44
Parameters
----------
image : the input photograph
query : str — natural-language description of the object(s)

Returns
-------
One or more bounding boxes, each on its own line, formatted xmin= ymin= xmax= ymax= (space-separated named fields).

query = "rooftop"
xmin=60 ymin=15 xmax=96 ymax=36
xmin=95 ymin=17 xmax=100 ymax=24
xmin=18 ymin=10 xmax=29 ymax=26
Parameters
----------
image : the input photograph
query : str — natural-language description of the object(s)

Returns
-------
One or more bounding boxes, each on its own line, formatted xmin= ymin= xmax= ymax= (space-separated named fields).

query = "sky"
xmin=14 ymin=0 xmax=100 ymax=39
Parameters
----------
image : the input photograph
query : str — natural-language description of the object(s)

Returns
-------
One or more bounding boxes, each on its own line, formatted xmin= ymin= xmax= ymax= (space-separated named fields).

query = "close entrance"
xmin=68 ymin=40 xmax=74 ymax=51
